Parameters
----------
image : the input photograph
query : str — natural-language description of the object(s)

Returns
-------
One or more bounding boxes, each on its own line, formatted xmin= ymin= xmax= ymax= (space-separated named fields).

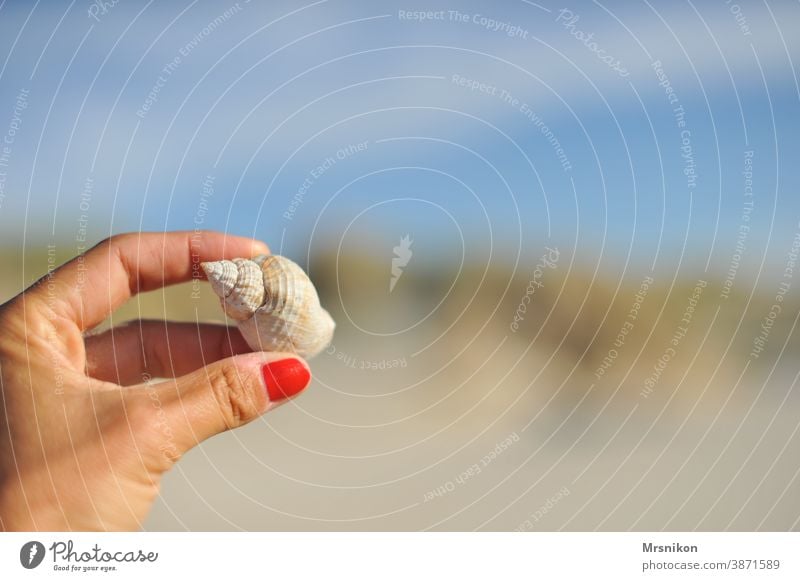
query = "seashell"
xmin=201 ymin=255 xmax=335 ymax=359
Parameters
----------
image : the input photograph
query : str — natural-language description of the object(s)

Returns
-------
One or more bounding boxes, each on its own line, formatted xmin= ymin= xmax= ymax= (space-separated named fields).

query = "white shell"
xmin=201 ymin=255 xmax=335 ymax=358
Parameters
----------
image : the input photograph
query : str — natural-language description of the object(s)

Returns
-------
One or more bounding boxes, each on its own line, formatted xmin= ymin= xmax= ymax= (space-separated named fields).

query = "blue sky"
xmin=0 ymin=0 xmax=798 ymax=279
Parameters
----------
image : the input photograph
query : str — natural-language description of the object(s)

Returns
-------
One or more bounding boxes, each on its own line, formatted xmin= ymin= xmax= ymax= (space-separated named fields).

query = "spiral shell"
xmin=201 ymin=255 xmax=335 ymax=358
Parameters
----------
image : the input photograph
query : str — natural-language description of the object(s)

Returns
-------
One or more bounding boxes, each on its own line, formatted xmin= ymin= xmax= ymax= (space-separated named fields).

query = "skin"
xmin=0 ymin=231 xmax=310 ymax=531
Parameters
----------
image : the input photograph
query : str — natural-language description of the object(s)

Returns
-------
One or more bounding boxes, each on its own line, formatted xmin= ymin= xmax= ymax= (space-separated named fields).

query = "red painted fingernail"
xmin=262 ymin=358 xmax=311 ymax=402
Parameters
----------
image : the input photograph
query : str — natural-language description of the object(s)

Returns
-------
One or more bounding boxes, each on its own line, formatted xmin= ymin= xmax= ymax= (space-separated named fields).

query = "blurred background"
xmin=0 ymin=0 xmax=799 ymax=530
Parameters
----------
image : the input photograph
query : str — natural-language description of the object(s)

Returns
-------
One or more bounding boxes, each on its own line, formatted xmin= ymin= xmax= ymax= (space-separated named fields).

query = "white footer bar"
xmin=1 ymin=532 xmax=797 ymax=580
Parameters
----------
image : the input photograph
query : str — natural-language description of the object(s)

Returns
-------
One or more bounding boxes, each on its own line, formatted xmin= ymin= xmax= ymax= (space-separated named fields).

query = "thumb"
xmin=150 ymin=352 xmax=311 ymax=459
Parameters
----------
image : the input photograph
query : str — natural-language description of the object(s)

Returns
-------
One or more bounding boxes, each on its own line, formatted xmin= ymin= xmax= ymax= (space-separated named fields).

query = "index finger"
xmin=31 ymin=231 xmax=269 ymax=330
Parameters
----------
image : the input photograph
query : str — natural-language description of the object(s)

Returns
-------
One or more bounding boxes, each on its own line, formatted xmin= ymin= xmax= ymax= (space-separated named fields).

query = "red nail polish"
xmin=262 ymin=358 xmax=311 ymax=402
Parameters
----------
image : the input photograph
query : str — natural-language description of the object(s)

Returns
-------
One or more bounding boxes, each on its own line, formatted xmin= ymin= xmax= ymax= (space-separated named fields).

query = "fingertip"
xmin=231 ymin=351 xmax=311 ymax=403
xmin=250 ymin=240 xmax=270 ymax=256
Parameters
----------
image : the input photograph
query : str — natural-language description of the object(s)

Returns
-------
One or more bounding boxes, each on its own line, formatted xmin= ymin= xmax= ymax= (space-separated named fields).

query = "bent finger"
xmin=26 ymin=231 xmax=268 ymax=331
xmin=84 ymin=320 xmax=253 ymax=385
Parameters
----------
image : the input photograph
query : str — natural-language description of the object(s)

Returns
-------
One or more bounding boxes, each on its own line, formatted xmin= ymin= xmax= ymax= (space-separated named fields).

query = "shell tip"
xmin=201 ymin=260 xmax=237 ymax=298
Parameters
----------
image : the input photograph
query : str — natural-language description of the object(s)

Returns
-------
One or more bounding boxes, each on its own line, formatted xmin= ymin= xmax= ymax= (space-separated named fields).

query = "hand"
xmin=0 ymin=231 xmax=312 ymax=531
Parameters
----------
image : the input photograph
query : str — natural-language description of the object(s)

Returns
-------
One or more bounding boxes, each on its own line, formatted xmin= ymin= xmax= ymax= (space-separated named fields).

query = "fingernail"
xmin=261 ymin=358 xmax=311 ymax=402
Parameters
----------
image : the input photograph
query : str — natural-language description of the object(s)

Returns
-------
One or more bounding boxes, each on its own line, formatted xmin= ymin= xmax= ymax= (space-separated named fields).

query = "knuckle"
xmin=210 ymin=365 xmax=259 ymax=429
xmin=106 ymin=232 xmax=134 ymax=247
xmin=120 ymin=389 xmax=183 ymax=471
xmin=93 ymin=234 xmax=121 ymax=255
xmin=101 ymin=233 xmax=140 ymax=262
xmin=0 ymin=297 xmax=54 ymax=360
xmin=0 ymin=301 xmax=21 ymax=337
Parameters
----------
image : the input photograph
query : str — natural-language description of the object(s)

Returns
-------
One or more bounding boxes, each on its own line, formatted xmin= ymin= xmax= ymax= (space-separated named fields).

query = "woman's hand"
xmin=0 ymin=231 xmax=312 ymax=531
